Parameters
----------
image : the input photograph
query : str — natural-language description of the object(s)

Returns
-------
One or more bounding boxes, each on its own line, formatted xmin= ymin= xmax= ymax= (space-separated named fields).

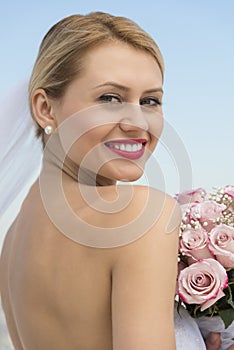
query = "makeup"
xmin=104 ymin=138 xmax=147 ymax=160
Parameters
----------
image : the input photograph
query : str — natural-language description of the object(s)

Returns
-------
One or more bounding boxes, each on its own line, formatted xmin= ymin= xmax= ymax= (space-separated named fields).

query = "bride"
xmin=0 ymin=12 xmax=227 ymax=349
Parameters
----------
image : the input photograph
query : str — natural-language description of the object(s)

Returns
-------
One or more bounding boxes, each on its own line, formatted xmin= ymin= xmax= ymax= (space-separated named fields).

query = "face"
xmin=50 ymin=41 xmax=164 ymax=182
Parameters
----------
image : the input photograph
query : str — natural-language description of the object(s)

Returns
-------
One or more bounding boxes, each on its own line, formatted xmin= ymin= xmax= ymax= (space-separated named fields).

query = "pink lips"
xmin=104 ymin=138 xmax=147 ymax=160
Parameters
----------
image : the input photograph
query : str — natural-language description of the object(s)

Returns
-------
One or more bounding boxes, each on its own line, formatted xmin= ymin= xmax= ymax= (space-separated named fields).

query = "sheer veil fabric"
xmin=0 ymin=81 xmax=42 ymax=349
xmin=174 ymin=302 xmax=206 ymax=349
xmin=0 ymin=80 xmax=42 ymax=232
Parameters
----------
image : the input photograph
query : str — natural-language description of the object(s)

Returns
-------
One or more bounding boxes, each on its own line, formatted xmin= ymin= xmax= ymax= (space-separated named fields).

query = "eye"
xmin=140 ymin=97 xmax=162 ymax=107
xmin=99 ymin=94 xmax=122 ymax=104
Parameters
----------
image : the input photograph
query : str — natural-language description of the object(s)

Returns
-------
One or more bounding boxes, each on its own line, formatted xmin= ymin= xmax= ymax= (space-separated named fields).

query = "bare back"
xmin=0 ymin=180 xmax=179 ymax=350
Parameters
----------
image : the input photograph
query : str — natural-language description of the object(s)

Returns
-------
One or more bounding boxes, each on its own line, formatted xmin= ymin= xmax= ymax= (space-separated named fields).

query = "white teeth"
xmin=125 ymin=144 xmax=132 ymax=152
xmin=108 ymin=143 xmax=143 ymax=152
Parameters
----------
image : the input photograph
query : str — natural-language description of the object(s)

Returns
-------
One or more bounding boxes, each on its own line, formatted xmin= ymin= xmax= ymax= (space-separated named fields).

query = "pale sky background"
xmin=0 ymin=2 xmax=233 ymax=346
xmin=0 ymin=0 xmax=233 ymax=225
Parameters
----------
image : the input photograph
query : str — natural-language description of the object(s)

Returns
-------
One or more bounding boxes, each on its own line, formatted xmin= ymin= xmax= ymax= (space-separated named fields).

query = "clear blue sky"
xmin=1 ymin=0 xmax=233 ymax=194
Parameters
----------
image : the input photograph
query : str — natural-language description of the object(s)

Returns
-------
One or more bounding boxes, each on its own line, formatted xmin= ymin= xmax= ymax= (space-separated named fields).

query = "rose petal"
xmin=200 ymin=289 xmax=226 ymax=311
xmin=177 ymin=259 xmax=228 ymax=308
xmin=209 ymin=224 xmax=234 ymax=268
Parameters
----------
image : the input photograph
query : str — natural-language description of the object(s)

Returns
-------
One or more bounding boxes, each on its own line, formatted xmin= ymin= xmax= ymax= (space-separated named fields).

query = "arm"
xmin=111 ymin=190 xmax=180 ymax=350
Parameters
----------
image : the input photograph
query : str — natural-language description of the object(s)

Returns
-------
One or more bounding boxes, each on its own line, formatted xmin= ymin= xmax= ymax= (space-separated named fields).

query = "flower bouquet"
xmin=175 ymin=186 xmax=234 ymax=349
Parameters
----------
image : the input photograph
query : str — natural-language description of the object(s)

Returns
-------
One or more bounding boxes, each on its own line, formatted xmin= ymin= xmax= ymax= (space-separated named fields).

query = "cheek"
xmin=53 ymin=98 xmax=88 ymax=128
xmin=57 ymin=106 xmax=113 ymax=153
xmin=149 ymin=136 xmax=159 ymax=151
xmin=66 ymin=126 xmax=112 ymax=163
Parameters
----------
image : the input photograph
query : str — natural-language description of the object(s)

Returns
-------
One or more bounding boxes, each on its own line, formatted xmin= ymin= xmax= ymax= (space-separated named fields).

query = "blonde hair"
xmin=29 ymin=11 xmax=164 ymax=139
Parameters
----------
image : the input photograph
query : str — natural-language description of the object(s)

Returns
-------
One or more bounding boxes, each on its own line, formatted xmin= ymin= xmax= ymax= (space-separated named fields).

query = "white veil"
xmin=0 ymin=80 xmax=43 ymax=349
xmin=0 ymin=80 xmax=43 ymax=242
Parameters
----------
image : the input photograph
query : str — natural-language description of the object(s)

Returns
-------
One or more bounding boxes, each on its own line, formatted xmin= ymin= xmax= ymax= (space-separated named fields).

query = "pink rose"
xmin=224 ymin=185 xmax=234 ymax=199
xmin=209 ymin=224 xmax=234 ymax=268
xmin=175 ymin=188 xmax=206 ymax=205
xmin=189 ymin=200 xmax=226 ymax=223
xmin=178 ymin=259 xmax=228 ymax=311
xmin=180 ymin=228 xmax=214 ymax=261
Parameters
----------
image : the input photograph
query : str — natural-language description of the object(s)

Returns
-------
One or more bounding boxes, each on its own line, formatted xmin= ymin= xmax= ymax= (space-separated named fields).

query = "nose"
xmin=119 ymin=104 xmax=149 ymax=132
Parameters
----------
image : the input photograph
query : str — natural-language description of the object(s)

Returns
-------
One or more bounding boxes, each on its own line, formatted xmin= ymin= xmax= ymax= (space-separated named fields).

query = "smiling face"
xmin=44 ymin=41 xmax=164 ymax=182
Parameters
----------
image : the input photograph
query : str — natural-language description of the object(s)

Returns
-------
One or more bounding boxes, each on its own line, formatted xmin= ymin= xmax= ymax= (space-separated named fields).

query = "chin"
xmin=100 ymin=161 xmax=144 ymax=183
xmin=117 ymin=170 xmax=143 ymax=182
xmin=118 ymin=175 xmax=142 ymax=183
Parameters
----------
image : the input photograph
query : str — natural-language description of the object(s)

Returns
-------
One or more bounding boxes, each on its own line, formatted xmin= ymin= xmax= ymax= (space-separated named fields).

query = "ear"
xmin=31 ymin=88 xmax=57 ymax=130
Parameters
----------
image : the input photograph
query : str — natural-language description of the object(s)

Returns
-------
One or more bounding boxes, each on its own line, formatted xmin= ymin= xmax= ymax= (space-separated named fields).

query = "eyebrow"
xmin=92 ymin=81 xmax=163 ymax=94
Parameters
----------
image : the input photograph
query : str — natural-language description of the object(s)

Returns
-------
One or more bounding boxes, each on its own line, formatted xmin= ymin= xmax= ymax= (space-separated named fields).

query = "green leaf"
xmin=226 ymin=285 xmax=234 ymax=308
xmin=219 ymin=309 xmax=234 ymax=328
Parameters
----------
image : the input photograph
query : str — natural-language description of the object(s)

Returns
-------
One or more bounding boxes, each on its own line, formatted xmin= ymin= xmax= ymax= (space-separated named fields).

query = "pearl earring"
xmin=44 ymin=125 xmax=53 ymax=135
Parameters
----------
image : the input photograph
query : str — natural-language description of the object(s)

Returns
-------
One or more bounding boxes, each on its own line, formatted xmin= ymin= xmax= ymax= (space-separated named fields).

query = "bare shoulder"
xmin=68 ymin=183 xmax=180 ymax=231
xmin=111 ymin=185 xmax=180 ymax=349
xmin=114 ymin=184 xmax=181 ymax=237
xmin=110 ymin=184 xmax=181 ymax=256
xmin=116 ymin=183 xmax=180 ymax=212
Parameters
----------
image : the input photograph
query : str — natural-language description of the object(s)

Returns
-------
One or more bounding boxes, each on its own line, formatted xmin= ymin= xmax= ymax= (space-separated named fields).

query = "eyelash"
xmin=99 ymin=94 xmax=162 ymax=107
xmin=99 ymin=94 xmax=121 ymax=104
xmin=141 ymin=97 xmax=162 ymax=107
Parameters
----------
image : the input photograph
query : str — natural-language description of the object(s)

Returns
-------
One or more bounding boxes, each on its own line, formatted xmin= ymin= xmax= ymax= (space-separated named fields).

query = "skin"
xmin=0 ymin=41 xmax=226 ymax=350
xmin=0 ymin=41 xmax=180 ymax=350
xmin=37 ymin=42 xmax=164 ymax=183
xmin=206 ymin=333 xmax=234 ymax=350
xmin=206 ymin=333 xmax=221 ymax=349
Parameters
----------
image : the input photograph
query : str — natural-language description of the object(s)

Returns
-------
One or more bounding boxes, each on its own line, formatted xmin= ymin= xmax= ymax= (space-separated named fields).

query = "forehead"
xmin=80 ymin=41 xmax=163 ymax=88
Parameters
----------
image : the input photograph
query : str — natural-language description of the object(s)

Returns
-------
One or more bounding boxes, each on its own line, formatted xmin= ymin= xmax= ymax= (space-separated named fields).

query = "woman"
xmin=0 ymin=12 xmax=227 ymax=349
